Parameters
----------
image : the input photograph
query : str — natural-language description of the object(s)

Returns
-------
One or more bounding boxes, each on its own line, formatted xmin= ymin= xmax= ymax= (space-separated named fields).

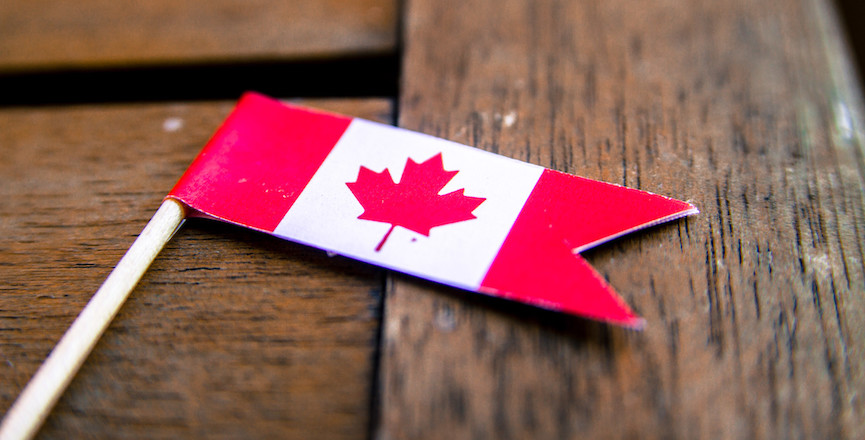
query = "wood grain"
xmin=0 ymin=99 xmax=392 ymax=439
xmin=379 ymin=0 xmax=865 ymax=438
xmin=1 ymin=198 xmax=184 ymax=440
xmin=0 ymin=0 xmax=397 ymax=70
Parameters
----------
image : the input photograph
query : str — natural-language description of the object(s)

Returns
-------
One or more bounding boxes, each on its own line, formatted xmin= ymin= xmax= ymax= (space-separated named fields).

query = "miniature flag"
xmin=168 ymin=92 xmax=698 ymax=327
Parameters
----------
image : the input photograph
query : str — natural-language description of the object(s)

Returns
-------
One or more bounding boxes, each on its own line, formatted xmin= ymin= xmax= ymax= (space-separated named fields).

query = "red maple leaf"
xmin=346 ymin=153 xmax=486 ymax=251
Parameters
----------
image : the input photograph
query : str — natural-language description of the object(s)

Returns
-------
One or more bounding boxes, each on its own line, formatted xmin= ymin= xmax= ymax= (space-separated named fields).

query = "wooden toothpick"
xmin=0 ymin=198 xmax=186 ymax=440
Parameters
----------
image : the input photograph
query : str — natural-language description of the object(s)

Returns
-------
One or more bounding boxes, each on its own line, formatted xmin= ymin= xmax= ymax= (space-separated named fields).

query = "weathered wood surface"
xmin=0 ymin=99 xmax=392 ymax=438
xmin=0 ymin=0 xmax=397 ymax=70
xmin=379 ymin=0 xmax=865 ymax=438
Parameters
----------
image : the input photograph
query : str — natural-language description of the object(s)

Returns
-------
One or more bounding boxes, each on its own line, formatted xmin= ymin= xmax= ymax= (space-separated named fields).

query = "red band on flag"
xmin=169 ymin=93 xmax=352 ymax=232
xmin=480 ymin=169 xmax=697 ymax=327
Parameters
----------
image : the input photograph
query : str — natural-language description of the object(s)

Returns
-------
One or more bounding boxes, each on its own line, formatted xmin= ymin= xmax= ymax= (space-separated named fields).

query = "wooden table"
xmin=1 ymin=0 xmax=863 ymax=438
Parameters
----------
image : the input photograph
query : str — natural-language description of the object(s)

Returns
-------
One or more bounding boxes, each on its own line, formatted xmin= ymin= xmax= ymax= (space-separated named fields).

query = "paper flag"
xmin=168 ymin=92 xmax=698 ymax=327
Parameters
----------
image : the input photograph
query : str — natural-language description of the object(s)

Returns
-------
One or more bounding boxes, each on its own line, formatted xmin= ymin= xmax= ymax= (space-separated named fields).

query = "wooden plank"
xmin=380 ymin=0 xmax=865 ymax=438
xmin=0 ymin=98 xmax=392 ymax=438
xmin=0 ymin=0 xmax=397 ymax=70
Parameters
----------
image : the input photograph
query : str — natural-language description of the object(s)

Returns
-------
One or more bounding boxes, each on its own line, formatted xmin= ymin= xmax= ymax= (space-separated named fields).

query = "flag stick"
xmin=0 ymin=198 xmax=186 ymax=440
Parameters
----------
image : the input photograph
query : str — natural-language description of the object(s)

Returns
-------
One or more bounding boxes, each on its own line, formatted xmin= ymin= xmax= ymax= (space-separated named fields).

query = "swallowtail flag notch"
xmin=169 ymin=92 xmax=698 ymax=327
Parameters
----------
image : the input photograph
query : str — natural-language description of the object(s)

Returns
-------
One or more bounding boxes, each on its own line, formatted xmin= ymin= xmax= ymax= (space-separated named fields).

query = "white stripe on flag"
xmin=273 ymin=119 xmax=544 ymax=289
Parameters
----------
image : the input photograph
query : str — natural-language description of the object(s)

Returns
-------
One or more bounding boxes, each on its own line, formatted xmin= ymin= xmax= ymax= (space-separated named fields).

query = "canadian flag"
xmin=169 ymin=92 xmax=698 ymax=327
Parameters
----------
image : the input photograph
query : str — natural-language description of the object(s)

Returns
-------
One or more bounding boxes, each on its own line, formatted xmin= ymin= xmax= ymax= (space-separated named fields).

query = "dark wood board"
xmin=378 ymin=0 xmax=865 ymax=438
xmin=0 ymin=99 xmax=392 ymax=439
xmin=0 ymin=0 xmax=397 ymax=70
